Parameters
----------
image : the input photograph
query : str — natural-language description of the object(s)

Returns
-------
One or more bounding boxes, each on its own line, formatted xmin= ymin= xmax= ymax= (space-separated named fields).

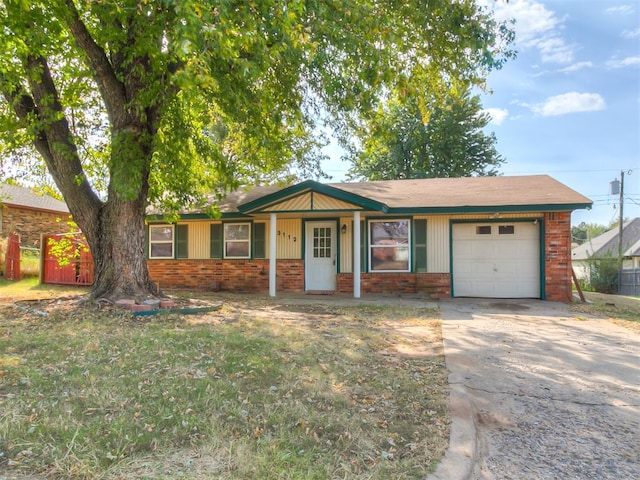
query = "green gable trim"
xmin=237 ymin=180 xmax=388 ymax=214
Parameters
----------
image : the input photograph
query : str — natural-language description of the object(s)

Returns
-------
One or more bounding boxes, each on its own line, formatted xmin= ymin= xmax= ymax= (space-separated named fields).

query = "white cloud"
xmin=532 ymin=92 xmax=606 ymax=116
xmin=558 ymin=61 xmax=593 ymax=73
xmin=621 ymin=28 xmax=640 ymax=39
xmin=482 ymin=108 xmax=509 ymax=125
xmin=488 ymin=0 xmax=574 ymax=64
xmin=607 ymin=56 xmax=640 ymax=68
xmin=605 ymin=5 xmax=635 ymax=15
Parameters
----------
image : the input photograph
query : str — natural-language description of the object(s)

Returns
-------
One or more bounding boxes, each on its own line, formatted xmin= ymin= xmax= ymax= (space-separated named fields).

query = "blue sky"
xmin=321 ymin=0 xmax=640 ymax=227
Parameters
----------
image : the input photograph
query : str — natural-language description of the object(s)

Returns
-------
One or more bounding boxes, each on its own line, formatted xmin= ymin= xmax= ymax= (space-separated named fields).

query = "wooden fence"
xmin=41 ymin=234 xmax=94 ymax=286
xmin=5 ymin=232 xmax=21 ymax=281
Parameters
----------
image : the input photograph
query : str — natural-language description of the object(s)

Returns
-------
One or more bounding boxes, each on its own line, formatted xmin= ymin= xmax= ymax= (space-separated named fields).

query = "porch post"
xmin=269 ymin=213 xmax=277 ymax=297
xmin=353 ymin=211 xmax=361 ymax=298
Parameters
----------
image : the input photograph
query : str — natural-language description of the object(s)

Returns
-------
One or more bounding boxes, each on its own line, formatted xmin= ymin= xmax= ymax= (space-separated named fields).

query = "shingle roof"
xmin=0 ymin=184 xmax=69 ymax=214
xmin=223 ymin=174 xmax=591 ymax=213
xmin=147 ymin=174 xmax=592 ymax=217
xmin=328 ymin=175 xmax=591 ymax=209
xmin=572 ymin=217 xmax=640 ymax=260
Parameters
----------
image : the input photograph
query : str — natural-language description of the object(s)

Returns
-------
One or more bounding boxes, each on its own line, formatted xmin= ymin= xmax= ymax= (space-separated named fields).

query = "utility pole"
xmin=611 ymin=171 xmax=626 ymax=267
xmin=618 ymin=169 xmax=624 ymax=266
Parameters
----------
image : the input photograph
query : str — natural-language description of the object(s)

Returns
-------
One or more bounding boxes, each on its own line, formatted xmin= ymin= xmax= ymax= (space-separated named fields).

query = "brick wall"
xmin=1 ymin=205 xmax=71 ymax=247
xmin=147 ymin=259 xmax=305 ymax=292
xmin=337 ymin=272 xmax=451 ymax=299
xmin=544 ymin=212 xmax=573 ymax=302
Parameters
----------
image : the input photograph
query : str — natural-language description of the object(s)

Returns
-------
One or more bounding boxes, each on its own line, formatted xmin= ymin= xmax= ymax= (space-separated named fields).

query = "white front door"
xmin=305 ymin=221 xmax=337 ymax=291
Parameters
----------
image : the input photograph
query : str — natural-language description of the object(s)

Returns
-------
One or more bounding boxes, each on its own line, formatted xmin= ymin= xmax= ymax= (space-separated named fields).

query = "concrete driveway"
xmin=432 ymin=299 xmax=640 ymax=480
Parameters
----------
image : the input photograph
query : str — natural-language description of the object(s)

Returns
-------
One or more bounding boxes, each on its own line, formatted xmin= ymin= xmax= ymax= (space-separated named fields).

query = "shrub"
xmin=586 ymin=255 xmax=619 ymax=294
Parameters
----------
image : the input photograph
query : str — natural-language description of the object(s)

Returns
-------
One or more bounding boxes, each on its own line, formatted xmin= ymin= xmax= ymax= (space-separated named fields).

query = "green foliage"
xmin=585 ymin=254 xmax=619 ymax=294
xmin=572 ymin=222 xmax=607 ymax=246
xmin=0 ymin=0 xmax=514 ymax=208
xmin=346 ymin=87 xmax=504 ymax=180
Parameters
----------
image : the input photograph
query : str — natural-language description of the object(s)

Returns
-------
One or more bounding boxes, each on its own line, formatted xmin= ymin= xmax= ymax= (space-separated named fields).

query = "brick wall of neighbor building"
xmin=544 ymin=211 xmax=573 ymax=302
xmin=1 ymin=205 xmax=70 ymax=247
xmin=337 ymin=272 xmax=451 ymax=298
xmin=147 ymin=259 xmax=305 ymax=292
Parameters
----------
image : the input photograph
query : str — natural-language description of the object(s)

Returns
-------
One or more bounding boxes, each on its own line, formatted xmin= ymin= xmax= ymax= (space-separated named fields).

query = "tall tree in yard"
xmin=0 ymin=0 xmax=513 ymax=301
xmin=346 ymin=88 xmax=505 ymax=181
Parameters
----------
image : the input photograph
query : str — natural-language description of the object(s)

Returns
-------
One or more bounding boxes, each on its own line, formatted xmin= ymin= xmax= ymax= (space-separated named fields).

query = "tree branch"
xmin=62 ymin=0 xmax=128 ymax=127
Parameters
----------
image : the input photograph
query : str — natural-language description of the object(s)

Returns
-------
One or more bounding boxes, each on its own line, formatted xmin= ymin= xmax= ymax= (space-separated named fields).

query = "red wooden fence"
xmin=5 ymin=232 xmax=21 ymax=281
xmin=41 ymin=234 xmax=94 ymax=286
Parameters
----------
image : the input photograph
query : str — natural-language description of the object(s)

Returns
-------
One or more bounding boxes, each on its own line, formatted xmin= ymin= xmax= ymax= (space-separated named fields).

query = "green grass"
xmin=0 ymin=277 xmax=89 ymax=301
xmin=0 ymin=293 xmax=448 ymax=479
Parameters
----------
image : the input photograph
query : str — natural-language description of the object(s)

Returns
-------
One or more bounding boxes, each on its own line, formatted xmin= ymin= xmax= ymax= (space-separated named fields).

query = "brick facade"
xmin=337 ymin=272 xmax=450 ymax=299
xmin=147 ymin=213 xmax=574 ymax=302
xmin=1 ymin=205 xmax=71 ymax=247
xmin=544 ymin=212 xmax=573 ymax=302
xmin=148 ymin=259 xmax=305 ymax=293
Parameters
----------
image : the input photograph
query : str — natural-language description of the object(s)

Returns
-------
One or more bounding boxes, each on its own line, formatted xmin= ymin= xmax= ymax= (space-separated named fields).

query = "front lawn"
xmin=572 ymin=291 xmax=640 ymax=333
xmin=0 ymin=291 xmax=448 ymax=479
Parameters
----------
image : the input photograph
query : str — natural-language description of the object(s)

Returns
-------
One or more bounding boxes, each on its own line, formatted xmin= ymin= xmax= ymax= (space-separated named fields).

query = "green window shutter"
xmin=414 ymin=219 xmax=427 ymax=273
xmin=210 ymin=223 xmax=223 ymax=258
xmin=145 ymin=225 xmax=149 ymax=259
xmin=253 ymin=222 xmax=266 ymax=259
xmin=360 ymin=220 xmax=366 ymax=273
xmin=176 ymin=225 xmax=188 ymax=259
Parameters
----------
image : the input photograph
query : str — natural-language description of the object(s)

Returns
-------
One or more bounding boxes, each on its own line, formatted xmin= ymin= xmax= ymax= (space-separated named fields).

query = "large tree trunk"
xmin=1 ymin=50 xmax=160 ymax=302
xmin=90 ymin=196 xmax=157 ymax=301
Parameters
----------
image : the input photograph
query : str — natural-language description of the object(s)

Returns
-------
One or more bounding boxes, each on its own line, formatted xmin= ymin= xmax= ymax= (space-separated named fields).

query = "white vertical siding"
xmin=424 ymin=216 xmax=450 ymax=273
xmin=276 ymin=218 xmax=301 ymax=259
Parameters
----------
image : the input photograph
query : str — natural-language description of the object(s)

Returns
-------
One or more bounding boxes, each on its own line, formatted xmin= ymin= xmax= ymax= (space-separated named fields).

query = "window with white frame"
xmin=224 ymin=223 xmax=250 ymax=258
xmin=369 ymin=220 xmax=410 ymax=271
xmin=149 ymin=225 xmax=174 ymax=259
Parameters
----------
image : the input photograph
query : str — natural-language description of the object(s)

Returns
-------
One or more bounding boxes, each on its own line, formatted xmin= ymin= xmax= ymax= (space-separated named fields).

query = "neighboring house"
xmin=0 ymin=184 xmax=70 ymax=247
xmin=146 ymin=175 xmax=592 ymax=302
xmin=572 ymin=217 xmax=640 ymax=279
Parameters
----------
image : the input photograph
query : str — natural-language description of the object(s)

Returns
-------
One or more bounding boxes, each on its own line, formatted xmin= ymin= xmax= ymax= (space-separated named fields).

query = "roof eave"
xmin=388 ymin=202 xmax=593 ymax=215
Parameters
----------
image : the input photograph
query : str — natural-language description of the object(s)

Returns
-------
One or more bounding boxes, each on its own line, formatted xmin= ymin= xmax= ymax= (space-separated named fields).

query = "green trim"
xmin=210 ymin=223 xmax=222 ymax=258
xmin=238 ymin=180 xmax=388 ymax=214
xmin=147 ymin=203 xmax=591 ymax=222
xmin=147 ymin=212 xmax=252 ymax=221
xmin=253 ymin=222 xmax=266 ymax=259
xmin=175 ymin=224 xmax=188 ymax=259
xmin=413 ymin=219 xmax=427 ymax=273
xmin=449 ymin=218 xmax=545 ymax=299
xmin=389 ymin=203 xmax=591 ymax=215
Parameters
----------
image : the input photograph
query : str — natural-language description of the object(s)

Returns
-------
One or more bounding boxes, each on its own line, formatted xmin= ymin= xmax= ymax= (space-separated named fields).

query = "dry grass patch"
xmin=572 ymin=291 xmax=640 ymax=333
xmin=0 ymin=292 xmax=448 ymax=479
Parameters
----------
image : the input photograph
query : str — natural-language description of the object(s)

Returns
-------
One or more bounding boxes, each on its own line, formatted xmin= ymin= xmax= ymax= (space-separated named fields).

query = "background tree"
xmin=0 ymin=0 xmax=513 ymax=301
xmin=571 ymin=222 xmax=608 ymax=246
xmin=346 ymin=87 xmax=504 ymax=180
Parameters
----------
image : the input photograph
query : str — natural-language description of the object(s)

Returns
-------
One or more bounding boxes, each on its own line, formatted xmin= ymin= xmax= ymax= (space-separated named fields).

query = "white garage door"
xmin=452 ymin=222 xmax=540 ymax=298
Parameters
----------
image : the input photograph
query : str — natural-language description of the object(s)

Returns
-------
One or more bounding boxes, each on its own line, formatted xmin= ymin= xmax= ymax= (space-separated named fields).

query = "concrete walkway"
xmin=431 ymin=299 xmax=640 ymax=480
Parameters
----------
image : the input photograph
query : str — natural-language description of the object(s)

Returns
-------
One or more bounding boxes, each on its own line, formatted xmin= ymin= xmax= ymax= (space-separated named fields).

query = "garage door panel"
xmin=453 ymin=223 xmax=540 ymax=298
